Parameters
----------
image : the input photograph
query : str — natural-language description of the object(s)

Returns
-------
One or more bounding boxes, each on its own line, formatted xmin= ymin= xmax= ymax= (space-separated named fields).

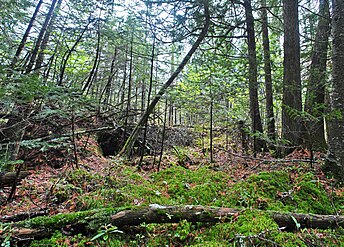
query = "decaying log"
xmin=6 ymin=205 xmax=344 ymax=242
xmin=111 ymin=205 xmax=241 ymax=226
xmin=0 ymin=209 xmax=48 ymax=223
xmin=271 ymin=212 xmax=344 ymax=230
xmin=0 ymin=171 xmax=32 ymax=187
xmin=111 ymin=205 xmax=344 ymax=230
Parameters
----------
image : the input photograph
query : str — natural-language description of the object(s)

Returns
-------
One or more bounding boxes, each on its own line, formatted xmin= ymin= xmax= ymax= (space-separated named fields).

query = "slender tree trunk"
xmin=210 ymin=90 xmax=214 ymax=163
xmin=261 ymin=0 xmax=276 ymax=145
xmin=244 ymin=0 xmax=266 ymax=153
xmin=58 ymin=22 xmax=90 ymax=86
xmin=281 ymin=0 xmax=303 ymax=152
xmin=324 ymin=0 xmax=344 ymax=180
xmin=118 ymin=1 xmax=210 ymax=158
xmin=124 ymin=36 xmax=134 ymax=129
xmin=34 ymin=0 xmax=63 ymax=72
xmin=83 ymin=21 xmax=102 ymax=94
xmin=100 ymin=49 xmax=118 ymax=108
xmin=119 ymin=47 xmax=128 ymax=112
xmin=139 ymin=39 xmax=155 ymax=163
xmin=10 ymin=0 xmax=44 ymax=70
xmin=26 ymin=0 xmax=59 ymax=73
xmin=158 ymin=98 xmax=168 ymax=171
xmin=304 ymin=0 xmax=330 ymax=151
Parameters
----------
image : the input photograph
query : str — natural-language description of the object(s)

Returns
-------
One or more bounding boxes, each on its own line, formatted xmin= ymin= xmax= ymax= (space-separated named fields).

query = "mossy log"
xmin=6 ymin=205 xmax=344 ymax=242
xmin=111 ymin=205 xmax=344 ymax=230
xmin=111 ymin=205 xmax=241 ymax=226
xmin=0 ymin=171 xmax=32 ymax=187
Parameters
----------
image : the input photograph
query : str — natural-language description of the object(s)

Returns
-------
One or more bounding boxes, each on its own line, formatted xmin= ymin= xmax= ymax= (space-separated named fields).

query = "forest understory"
xmin=0 ymin=120 xmax=343 ymax=247
xmin=1 ymin=0 xmax=344 ymax=246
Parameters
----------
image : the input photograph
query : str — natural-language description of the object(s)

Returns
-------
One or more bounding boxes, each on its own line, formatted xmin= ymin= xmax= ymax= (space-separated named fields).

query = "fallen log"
xmin=6 ymin=205 xmax=344 ymax=242
xmin=0 ymin=171 xmax=32 ymax=188
xmin=111 ymin=204 xmax=241 ymax=226
xmin=111 ymin=205 xmax=344 ymax=230
xmin=0 ymin=209 xmax=48 ymax=223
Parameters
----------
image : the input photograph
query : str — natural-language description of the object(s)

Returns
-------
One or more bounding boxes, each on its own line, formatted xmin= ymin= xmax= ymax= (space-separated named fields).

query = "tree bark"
xmin=10 ymin=0 xmax=44 ymax=69
xmin=34 ymin=0 xmax=63 ymax=72
xmin=261 ymin=0 xmax=276 ymax=145
xmin=324 ymin=0 xmax=344 ymax=180
xmin=281 ymin=0 xmax=303 ymax=151
xmin=118 ymin=1 xmax=210 ymax=158
xmin=244 ymin=0 xmax=266 ymax=153
xmin=304 ymin=0 xmax=330 ymax=151
xmin=26 ymin=0 xmax=59 ymax=73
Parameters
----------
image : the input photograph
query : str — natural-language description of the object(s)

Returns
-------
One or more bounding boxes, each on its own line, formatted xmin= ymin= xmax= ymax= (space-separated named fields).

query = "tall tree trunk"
xmin=100 ymin=49 xmax=118 ymax=108
xmin=58 ymin=22 xmax=90 ymax=86
xmin=118 ymin=1 xmax=210 ymax=158
xmin=261 ymin=0 xmax=276 ymax=145
xmin=324 ymin=0 xmax=344 ymax=181
xmin=304 ymin=0 xmax=330 ymax=151
xmin=244 ymin=0 xmax=266 ymax=153
xmin=10 ymin=0 xmax=44 ymax=70
xmin=124 ymin=36 xmax=134 ymax=129
xmin=209 ymin=84 xmax=214 ymax=163
xmin=83 ymin=21 xmax=102 ymax=94
xmin=139 ymin=39 xmax=155 ymax=163
xmin=34 ymin=0 xmax=63 ymax=72
xmin=26 ymin=0 xmax=59 ymax=73
xmin=281 ymin=0 xmax=303 ymax=152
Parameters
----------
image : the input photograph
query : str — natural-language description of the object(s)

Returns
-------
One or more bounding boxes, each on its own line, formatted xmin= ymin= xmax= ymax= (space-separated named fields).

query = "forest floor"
xmin=1 ymin=132 xmax=344 ymax=246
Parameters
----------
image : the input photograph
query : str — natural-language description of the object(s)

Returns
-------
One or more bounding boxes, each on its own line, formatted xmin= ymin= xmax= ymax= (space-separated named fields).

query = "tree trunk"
xmin=34 ymin=0 xmax=63 ymax=72
xmin=58 ymin=21 xmax=91 ymax=86
xmin=10 ymin=0 xmax=44 ymax=69
xmin=139 ymin=39 xmax=156 ymax=164
xmin=324 ymin=0 xmax=344 ymax=181
xmin=83 ymin=21 xmax=102 ymax=95
xmin=281 ymin=0 xmax=303 ymax=152
xmin=244 ymin=0 xmax=266 ymax=153
xmin=304 ymin=0 xmax=330 ymax=151
xmin=261 ymin=0 xmax=276 ymax=145
xmin=118 ymin=1 xmax=210 ymax=158
xmin=26 ymin=0 xmax=59 ymax=73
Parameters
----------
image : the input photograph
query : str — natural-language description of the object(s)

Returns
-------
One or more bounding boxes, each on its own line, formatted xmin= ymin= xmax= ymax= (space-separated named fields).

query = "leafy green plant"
xmin=91 ymin=224 xmax=123 ymax=243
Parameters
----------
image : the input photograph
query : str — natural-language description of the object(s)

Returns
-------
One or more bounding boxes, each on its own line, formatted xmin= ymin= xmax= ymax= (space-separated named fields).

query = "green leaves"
xmin=90 ymin=224 xmax=123 ymax=242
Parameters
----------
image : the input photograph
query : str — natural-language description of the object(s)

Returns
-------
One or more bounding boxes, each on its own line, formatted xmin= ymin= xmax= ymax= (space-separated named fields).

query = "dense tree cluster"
xmin=0 ymin=0 xmax=343 ymax=179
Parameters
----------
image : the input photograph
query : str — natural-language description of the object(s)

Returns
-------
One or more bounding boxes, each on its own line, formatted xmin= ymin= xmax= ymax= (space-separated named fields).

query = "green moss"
xmin=227 ymin=171 xmax=337 ymax=214
xmin=18 ymin=208 xmax=123 ymax=232
xmin=30 ymin=231 xmax=89 ymax=247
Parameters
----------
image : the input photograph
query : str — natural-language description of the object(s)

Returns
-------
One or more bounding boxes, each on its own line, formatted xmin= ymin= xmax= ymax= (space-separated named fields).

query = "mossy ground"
xmin=1 ymin=135 xmax=343 ymax=246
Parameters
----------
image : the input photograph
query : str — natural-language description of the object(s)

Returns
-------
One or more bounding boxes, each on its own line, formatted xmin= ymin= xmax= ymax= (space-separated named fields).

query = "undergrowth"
xmin=11 ymin=159 xmax=343 ymax=246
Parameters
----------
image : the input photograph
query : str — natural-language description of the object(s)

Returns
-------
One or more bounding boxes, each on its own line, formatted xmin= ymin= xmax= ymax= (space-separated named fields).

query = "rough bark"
xmin=244 ymin=0 xmax=266 ymax=153
xmin=324 ymin=0 xmax=344 ymax=180
xmin=261 ymin=0 xmax=276 ymax=145
xmin=304 ymin=0 xmax=330 ymax=151
xmin=118 ymin=1 xmax=210 ymax=158
xmin=282 ymin=0 xmax=303 ymax=151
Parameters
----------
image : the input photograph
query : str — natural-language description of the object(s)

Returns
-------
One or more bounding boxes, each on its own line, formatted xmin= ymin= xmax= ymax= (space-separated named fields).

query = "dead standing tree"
xmin=119 ymin=0 xmax=211 ymax=158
